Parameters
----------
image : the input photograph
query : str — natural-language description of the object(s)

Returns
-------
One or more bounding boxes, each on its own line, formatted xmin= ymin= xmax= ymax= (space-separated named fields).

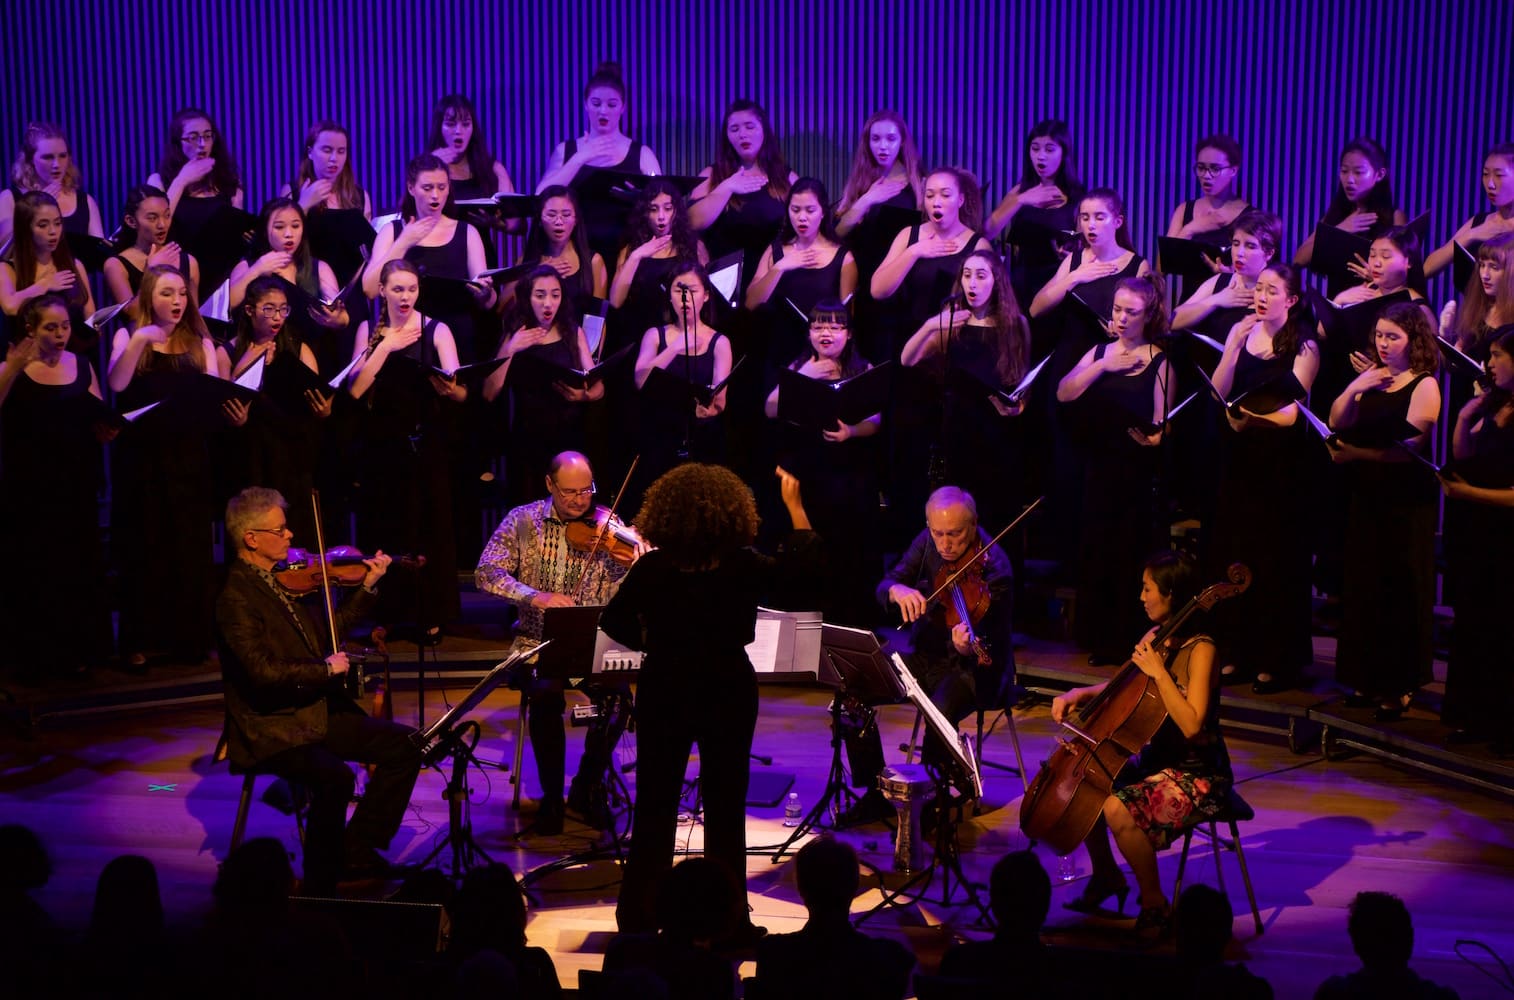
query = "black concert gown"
xmin=353 ymin=318 xmax=461 ymax=627
xmin=112 ymin=350 xmax=217 ymax=659
xmin=1334 ymin=375 xmax=1437 ymax=699
xmin=0 ymin=359 xmax=111 ymax=674
xmin=1204 ymin=348 xmax=1315 ymax=679
xmin=1065 ymin=344 xmax=1166 ymax=659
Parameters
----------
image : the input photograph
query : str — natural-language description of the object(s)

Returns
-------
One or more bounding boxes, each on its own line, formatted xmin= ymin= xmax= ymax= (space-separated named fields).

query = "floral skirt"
xmin=1113 ymin=767 xmax=1230 ymax=851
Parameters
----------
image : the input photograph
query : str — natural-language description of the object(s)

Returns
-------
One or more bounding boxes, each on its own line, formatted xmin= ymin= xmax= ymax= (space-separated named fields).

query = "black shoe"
xmin=1342 ymin=692 xmax=1375 ymax=709
xmin=1443 ymin=728 xmax=1486 ymax=747
xmin=1373 ymin=697 xmax=1411 ymax=723
xmin=532 ymin=799 xmax=565 ymax=836
xmin=342 ymin=844 xmax=413 ymax=880
xmin=836 ymin=789 xmax=893 ymax=828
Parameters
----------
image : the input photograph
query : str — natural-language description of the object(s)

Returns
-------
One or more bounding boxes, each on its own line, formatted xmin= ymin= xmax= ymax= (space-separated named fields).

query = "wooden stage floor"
xmin=4 ymin=672 xmax=1512 ymax=999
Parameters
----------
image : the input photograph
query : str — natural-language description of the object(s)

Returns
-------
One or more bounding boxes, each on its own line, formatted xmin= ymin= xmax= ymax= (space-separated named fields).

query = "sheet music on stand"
xmin=890 ymin=652 xmax=983 ymax=799
xmin=746 ymin=608 xmax=822 ymax=681
xmin=414 ymin=644 xmax=546 ymax=756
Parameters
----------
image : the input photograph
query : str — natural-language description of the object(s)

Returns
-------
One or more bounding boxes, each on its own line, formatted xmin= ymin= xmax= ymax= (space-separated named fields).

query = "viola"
xmin=932 ymin=540 xmax=993 ymax=666
xmin=564 ymin=507 xmax=646 ymax=567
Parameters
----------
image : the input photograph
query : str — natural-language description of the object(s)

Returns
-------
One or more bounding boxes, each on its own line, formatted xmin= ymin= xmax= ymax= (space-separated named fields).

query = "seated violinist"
xmin=841 ymin=486 xmax=1014 ymax=826
xmin=474 ymin=451 xmax=641 ymax=835
xmin=215 ymin=487 xmax=422 ymax=898
xmin=1051 ymin=550 xmax=1233 ymax=936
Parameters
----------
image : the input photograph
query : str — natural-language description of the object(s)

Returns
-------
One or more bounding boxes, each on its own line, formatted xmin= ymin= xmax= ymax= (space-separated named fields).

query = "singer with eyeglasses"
xmin=475 ymin=451 xmax=642 ymax=835
xmin=216 ymin=486 xmax=420 ymax=897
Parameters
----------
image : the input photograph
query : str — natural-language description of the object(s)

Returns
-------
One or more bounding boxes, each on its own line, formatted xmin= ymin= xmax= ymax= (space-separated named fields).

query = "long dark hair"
xmin=953 ymin=249 xmax=1028 ymax=385
xmin=524 ymin=185 xmax=593 ymax=267
xmin=793 ymin=298 xmax=868 ymax=380
xmin=1017 ymin=119 xmax=1084 ymax=198
xmin=1143 ymin=549 xmax=1204 ymax=643
xmin=232 ymin=276 xmax=300 ymax=361
xmin=427 ymin=95 xmax=499 ymax=197
xmin=777 ymin=177 xmax=840 ymax=244
xmin=1114 ymin=275 xmax=1170 ymax=347
xmin=292 ymin=120 xmax=364 ymax=212
xmin=708 ymin=99 xmax=791 ymax=207
xmin=1322 ymin=136 xmax=1397 ymax=229
xmin=1256 ymin=264 xmax=1312 ymax=359
xmin=10 ymin=192 xmax=85 ymax=308
xmin=399 ymin=153 xmax=450 ymax=220
xmin=247 ymin=197 xmax=317 ymax=291
xmin=620 ymin=177 xmax=699 ymax=259
xmin=113 ymin=184 xmax=171 ymax=251
xmin=1080 ymin=187 xmax=1135 ymax=252
xmin=508 ymin=264 xmax=577 ymax=338
xmin=156 ymin=107 xmax=240 ymax=198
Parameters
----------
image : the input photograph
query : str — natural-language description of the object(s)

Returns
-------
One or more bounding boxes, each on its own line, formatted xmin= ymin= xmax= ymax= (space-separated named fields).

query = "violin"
xmin=932 ymin=540 xmax=992 ymax=666
xmin=275 ymin=545 xmax=373 ymax=593
xmin=564 ymin=508 xmax=646 ymax=568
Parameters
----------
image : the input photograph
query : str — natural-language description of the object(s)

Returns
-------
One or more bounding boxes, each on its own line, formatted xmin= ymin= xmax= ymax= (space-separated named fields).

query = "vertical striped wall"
xmin=7 ymin=0 xmax=1511 ymax=296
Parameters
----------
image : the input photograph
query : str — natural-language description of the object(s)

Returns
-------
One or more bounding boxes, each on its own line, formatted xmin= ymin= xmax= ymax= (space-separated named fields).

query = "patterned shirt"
xmin=474 ymin=497 xmax=629 ymax=640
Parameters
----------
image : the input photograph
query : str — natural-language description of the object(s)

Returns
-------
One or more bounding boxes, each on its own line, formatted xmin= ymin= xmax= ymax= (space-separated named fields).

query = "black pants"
xmin=526 ymin=677 xmax=626 ymax=807
xmin=615 ymin=662 xmax=758 ymax=934
xmin=258 ymin=706 xmax=423 ymax=895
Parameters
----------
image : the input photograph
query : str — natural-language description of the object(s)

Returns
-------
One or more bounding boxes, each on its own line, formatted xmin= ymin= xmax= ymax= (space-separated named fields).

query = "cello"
xmin=1019 ymin=563 xmax=1251 ymax=854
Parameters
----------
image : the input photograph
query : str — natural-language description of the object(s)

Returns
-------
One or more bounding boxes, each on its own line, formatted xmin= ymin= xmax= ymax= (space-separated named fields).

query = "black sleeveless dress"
xmin=1442 ymin=406 xmax=1514 ymax=736
xmin=611 ymin=252 xmax=681 ymax=353
xmin=1335 ymin=373 xmax=1437 ymax=699
xmin=305 ymin=195 xmax=371 ymax=285
xmin=506 ymin=334 xmax=589 ymax=506
xmin=6 ymin=184 xmax=91 ymax=235
xmin=168 ymin=189 xmax=237 ymax=299
xmin=565 ymin=137 xmax=646 ymax=271
xmin=1006 ymin=188 xmax=1080 ymax=311
xmin=703 ymin=187 xmax=785 ymax=296
xmin=1068 ymin=343 xmax=1167 ymax=659
xmin=1204 ymin=347 xmax=1315 ymax=679
xmin=633 ymin=327 xmax=727 ymax=504
xmin=355 ymin=317 xmax=461 ymax=626
xmin=937 ymin=322 xmax=1028 ymax=538
xmin=846 ymin=188 xmax=919 ymax=361
xmin=0 ymin=359 xmax=111 ymax=674
xmin=394 ymin=218 xmax=479 ymax=363
xmin=113 ymin=349 xmax=216 ymax=659
xmin=758 ymin=239 xmax=847 ymax=370
xmin=1049 ymin=247 xmax=1146 ymax=379
xmin=1178 ymin=198 xmax=1247 ymax=248
xmin=224 ymin=346 xmax=323 ymax=544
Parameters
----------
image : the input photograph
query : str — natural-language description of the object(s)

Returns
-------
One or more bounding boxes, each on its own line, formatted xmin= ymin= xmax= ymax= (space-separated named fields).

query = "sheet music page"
xmin=745 ymin=618 xmax=783 ymax=673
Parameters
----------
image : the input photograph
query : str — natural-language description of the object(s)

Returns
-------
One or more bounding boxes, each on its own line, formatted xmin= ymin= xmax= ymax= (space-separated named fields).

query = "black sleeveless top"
xmin=900 ymin=224 xmax=984 ymax=331
xmin=846 ymin=186 xmax=919 ymax=280
xmin=564 ymin=137 xmax=643 ymax=173
xmin=0 ymin=357 xmax=102 ymax=491
xmin=1069 ymin=247 xmax=1146 ymax=320
xmin=368 ymin=317 xmax=444 ymax=440
xmin=566 ymin=137 xmax=646 ymax=266
xmin=1230 ymin=340 xmax=1296 ymax=399
xmin=704 ymin=185 xmax=786 ymax=292
xmin=654 ymin=325 xmax=724 ymax=388
xmin=1458 ymin=406 xmax=1514 ymax=488
xmin=1179 ymin=198 xmax=1249 ymax=248
xmin=1079 ymin=342 xmax=1164 ymax=454
xmin=8 ymin=184 xmax=90 ymax=235
xmin=306 ymin=197 xmax=370 ymax=285
xmin=1007 ymin=189 xmax=1081 ymax=270
xmin=511 ymin=333 xmax=583 ymax=428
xmin=1192 ymin=273 xmax=1254 ymax=343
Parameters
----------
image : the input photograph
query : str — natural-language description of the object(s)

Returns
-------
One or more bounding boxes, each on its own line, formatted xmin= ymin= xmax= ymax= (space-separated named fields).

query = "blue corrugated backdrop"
xmin=5 ymin=0 xmax=1511 ymax=298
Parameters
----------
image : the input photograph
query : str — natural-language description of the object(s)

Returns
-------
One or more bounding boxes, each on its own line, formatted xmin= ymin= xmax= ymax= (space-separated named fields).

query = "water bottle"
xmin=783 ymin=792 xmax=803 ymax=827
xmin=1057 ymin=854 xmax=1077 ymax=881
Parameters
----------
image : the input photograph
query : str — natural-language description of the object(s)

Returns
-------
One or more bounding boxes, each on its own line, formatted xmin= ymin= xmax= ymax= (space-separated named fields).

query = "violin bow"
xmin=571 ymin=454 xmax=640 ymax=603
xmin=922 ymin=495 xmax=1044 ymax=607
xmin=310 ymin=490 xmax=342 ymax=656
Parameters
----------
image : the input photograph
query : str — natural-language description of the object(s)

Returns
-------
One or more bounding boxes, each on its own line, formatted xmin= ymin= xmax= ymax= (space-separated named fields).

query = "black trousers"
xmin=257 ymin=705 xmax=422 ymax=895
xmin=615 ymin=662 xmax=758 ymax=934
xmin=526 ymin=677 xmax=627 ymax=807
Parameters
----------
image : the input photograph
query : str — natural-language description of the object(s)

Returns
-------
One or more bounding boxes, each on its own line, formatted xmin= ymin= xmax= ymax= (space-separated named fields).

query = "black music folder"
xmin=775 ymin=362 xmax=892 ymax=432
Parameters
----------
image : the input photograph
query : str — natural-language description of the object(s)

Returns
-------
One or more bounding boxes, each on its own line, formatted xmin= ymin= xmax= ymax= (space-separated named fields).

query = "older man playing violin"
xmin=215 ymin=486 xmax=422 ymax=897
xmin=475 ymin=450 xmax=639 ymax=835
xmin=840 ymin=484 xmax=1016 ymax=826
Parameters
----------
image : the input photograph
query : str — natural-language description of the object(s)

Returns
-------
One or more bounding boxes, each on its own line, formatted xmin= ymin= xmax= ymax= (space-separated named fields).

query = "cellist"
xmin=1051 ymin=550 xmax=1233 ymax=936
xmin=839 ymin=485 xmax=1015 ymax=826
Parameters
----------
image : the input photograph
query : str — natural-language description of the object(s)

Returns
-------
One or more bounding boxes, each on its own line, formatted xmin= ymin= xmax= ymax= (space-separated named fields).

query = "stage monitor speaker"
xmin=290 ymin=895 xmax=447 ymax=960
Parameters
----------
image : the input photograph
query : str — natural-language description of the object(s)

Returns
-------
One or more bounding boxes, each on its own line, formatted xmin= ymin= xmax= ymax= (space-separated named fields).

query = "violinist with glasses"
xmin=840 ymin=485 xmax=1015 ymax=826
xmin=475 ymin=450 xmax=647 ymax=835
xmin=215 ymin=487 xmax=421 ymax=898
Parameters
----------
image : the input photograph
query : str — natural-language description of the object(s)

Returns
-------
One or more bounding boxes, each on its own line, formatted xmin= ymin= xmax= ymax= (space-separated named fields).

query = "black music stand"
xmin=412 ymin=644 xmax=545 ymax=878
xmin=855 ymin=653 xmax=992 ymax=928
xmin=766 ymin=625 xmax=907 ymax=863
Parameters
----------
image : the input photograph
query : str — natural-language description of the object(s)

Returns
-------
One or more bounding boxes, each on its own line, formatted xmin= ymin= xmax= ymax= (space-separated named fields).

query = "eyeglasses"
xmin=181 ymin=130 xmax=216 ymax=146
xmin=1194 ymin=162 xmax=1233 ymax=176
xmin=552 ymin=480 xmax=596 ymax=499
xmin=257 ymin=304 xmax=292 ymax=318
xmin=248 ymin=525 xmax=291 ymax=536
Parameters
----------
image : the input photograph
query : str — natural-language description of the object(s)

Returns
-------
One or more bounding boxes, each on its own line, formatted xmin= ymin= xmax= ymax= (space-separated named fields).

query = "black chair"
xmin=1172 ymin=786 xmax=1263 ymax=935
xmin=214 ymin=732 xmax=306 ymax=853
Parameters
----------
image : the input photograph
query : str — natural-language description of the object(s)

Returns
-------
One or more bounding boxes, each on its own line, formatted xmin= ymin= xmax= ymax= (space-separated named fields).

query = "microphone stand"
xmin=678 ymin=287 xmax=694 ymax=460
